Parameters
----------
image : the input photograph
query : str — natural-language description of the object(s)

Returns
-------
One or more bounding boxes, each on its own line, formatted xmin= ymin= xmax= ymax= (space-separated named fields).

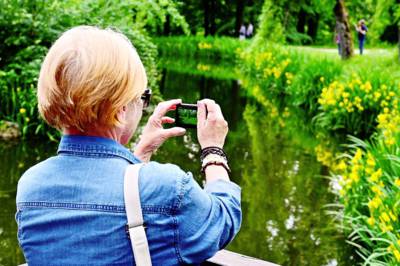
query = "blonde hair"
xmin=37 ymin=26 xmax=147 ymax=131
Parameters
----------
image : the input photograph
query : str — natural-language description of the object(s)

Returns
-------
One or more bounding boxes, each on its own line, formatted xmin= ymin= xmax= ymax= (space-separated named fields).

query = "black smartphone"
xmin=175 ymin=103 xmax=197 ymax=128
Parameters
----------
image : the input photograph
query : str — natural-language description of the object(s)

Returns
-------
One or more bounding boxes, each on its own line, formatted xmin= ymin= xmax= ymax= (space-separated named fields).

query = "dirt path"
xmin=290 ymin=46 xmax=394 ymax=57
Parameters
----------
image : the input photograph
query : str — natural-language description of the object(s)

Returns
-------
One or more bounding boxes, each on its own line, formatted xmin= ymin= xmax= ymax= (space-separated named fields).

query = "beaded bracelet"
xmin=200 ymin=146 xmax=230 ymax=174
xmin=201 ymin=154 xmax=231 ymax=174
xmin=200 ymin=146 xmax=228 ymax=161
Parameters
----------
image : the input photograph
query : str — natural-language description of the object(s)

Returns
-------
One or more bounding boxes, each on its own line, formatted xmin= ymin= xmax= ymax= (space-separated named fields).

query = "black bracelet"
xmin=200 ymin=146 xmax=228 ymax=162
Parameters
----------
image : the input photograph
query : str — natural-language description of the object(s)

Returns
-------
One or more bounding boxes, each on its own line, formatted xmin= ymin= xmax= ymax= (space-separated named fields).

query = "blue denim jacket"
xmin=16 ymin=135 xmax=242 ymax=265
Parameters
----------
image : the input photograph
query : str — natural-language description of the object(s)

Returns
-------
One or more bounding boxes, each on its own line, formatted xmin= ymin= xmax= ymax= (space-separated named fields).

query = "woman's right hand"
xmin=197 ymin=99 xmax=228 ymax=149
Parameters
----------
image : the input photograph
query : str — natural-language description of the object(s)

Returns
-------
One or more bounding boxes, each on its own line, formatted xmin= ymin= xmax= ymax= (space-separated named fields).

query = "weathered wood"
xmin=203 ymin=250 xmax=280 ymax=266
xmin=19 ymin=250 xmax=279 ymax=266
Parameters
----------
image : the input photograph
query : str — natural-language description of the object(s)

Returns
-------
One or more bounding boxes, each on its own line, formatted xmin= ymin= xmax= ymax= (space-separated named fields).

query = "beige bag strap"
xmin=124 ymin=163 xmax=152 ymax=266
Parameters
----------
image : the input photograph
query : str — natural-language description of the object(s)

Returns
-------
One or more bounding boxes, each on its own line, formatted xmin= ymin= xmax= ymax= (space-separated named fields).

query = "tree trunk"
xmin=397 ymin=0 xmax=400 ymax=62
xmin=307 ymin=14 xmax=319 ymax=44
xmin=203 ymin=0 xmax=210 ymax=36
xmin=398 ymin=26 xmax=400 ymax=62
xmin=334 ymin=0 xmax=353 ymax=59
xmin=296 ymin=9 xmax=306 ymax=35
xmin=163 ymin=14 xmax=170 ymax=36
xmin=209 ymin=0 xmax=217 ymax=36
xmin=235 ymin=0 xmax=245 ymax=37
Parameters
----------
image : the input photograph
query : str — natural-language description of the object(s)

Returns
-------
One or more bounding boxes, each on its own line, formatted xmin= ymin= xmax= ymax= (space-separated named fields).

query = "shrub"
xmin=0 ymin=0 xmax=187 ymax=139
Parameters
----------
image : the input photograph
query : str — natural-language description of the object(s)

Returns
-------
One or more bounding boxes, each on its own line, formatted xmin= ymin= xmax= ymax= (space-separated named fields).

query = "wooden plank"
xmin=204 ymin=250 xmax=280 ymax=266
xmin=19 ymin=250 xmax=279 ymax=266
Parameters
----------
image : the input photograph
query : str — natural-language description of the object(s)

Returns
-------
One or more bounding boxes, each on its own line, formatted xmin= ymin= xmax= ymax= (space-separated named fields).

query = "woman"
xmin=356 ymin=19 xmax=368 ymax=55
xmin=16 ymin=26 xmax=241 ymax=265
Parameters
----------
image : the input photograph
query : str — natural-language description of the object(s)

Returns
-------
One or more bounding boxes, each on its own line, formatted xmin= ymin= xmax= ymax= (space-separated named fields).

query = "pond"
xmin=0 ymin=57 xmax=354 ymax=266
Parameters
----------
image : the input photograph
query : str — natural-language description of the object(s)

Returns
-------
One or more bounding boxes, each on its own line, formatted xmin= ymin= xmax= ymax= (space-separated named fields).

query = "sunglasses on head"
xmin=141 ymin=89 xmax=152 ymax=109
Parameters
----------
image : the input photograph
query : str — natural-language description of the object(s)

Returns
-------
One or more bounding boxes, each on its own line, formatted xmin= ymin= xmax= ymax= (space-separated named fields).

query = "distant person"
xmin=335 ymin=31 xmax=341 ymax=55
xmin=355 ymin=19 xmax=368 ymax=55
xmin=246 ymin=23 xmax=254 ymax=38
xmin=239 ymin=24 xmax=246 ymax=40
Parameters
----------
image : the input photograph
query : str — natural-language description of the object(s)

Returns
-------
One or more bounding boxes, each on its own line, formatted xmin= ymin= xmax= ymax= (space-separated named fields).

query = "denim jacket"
xmin=16 ymin=135 xmax=242 ymax=265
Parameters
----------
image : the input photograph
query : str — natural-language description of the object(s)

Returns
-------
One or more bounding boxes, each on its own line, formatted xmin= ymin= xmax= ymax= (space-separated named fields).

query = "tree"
xmin=252 ymin=0 xmax=285 ymax=46
xmin=334 ymin=0 xmax=353 ymax=59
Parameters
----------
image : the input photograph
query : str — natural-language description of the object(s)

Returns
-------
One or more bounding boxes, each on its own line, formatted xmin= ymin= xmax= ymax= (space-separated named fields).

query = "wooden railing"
xmin=19 ymin=250 xmax=279 ymax=266
xmin=203 ymin=250 xmax=279 ymax=266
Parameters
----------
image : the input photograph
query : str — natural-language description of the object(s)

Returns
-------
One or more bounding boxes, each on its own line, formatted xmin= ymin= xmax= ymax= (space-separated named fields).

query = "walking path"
xmin=290 ymin=46 xmax=394 ymax=57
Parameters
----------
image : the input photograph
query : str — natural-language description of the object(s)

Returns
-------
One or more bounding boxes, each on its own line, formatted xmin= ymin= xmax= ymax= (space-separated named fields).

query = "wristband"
xmin=200 ymin=146 xmax=227 ymax=161
xmin=201 ymin=154 xmax=231 ymax=174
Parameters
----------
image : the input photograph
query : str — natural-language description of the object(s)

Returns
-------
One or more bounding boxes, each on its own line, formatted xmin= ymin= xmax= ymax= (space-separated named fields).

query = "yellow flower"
xmin=370 ymin=168 xmax=382 ymax=182
xmin=367 ymin=217 xmax=375 ymax=226
xmin=366 ymin=153 xmax=376 ymax=167
xmin=364 ymin=81 xmax=372 ymax=92
xmin=335 ymin=160 xmax=347 ymax=171
xmin=371 ymin=185 xmax=383 ymax=196
xmin=394 ymin=249 xmax=400 ymax=262
xmin=379 ymin=223 xmax=393 ymax=232
xmin=197 ymin=64 xmax=211 ymax=71
xmin=389 ymin=211 xmax=397 ymax=221
xmin=382 ymin=212 xmax=390 ymax=222
xmin=368 ymin=196 xmax=382 ymax=209
xmin=395 ymin=178 xmax=400 ymax=186
xmin=385 ymin=137 xmax=396 ymax=146
xmin=352 ymin=149 xmax=363 ymax=163
xmin=198 ymin=42 xmax=212 ymax=49
xmin=285 ymin=72 xmax=293 ymax=80
xmin=349 ymin=171 xmax=360 ymax=182
xmin=19 ymin=108 xmax=26 ymax=114
xmin=320 ymin=76 xmax=325 ymax=82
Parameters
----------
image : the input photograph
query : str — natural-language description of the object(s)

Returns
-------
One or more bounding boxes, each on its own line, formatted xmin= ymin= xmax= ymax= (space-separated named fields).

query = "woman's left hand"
xmin=134 ymin=99 xmax=186 ymax=162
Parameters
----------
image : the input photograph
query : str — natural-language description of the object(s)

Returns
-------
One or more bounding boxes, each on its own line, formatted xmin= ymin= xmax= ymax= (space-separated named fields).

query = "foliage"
xmin=252 ymin=0 xmax=285 ymax=45
xmin=153 ymin=35 xmax=249 ymax=61
xmin=239 ymin=38 xmax=400 ymax=263
xmin=173 ymin=0 xmax=263 ymax=36
xmin=251 ymin=0 xmax=400 ymax=46
xmin=130 ymin=0 xmax=189 ymax=35
xmin=0 ymin=0 xmax=187 ymax=139
xmin=158 ymin=57 xmax=238 ymax=80
xmin=331 ymin=133 xmax=400 ymax=265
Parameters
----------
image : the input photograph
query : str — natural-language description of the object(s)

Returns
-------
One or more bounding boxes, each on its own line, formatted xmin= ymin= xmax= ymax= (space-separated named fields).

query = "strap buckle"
xmin=125 ymin=223 xmax=147 ymax=238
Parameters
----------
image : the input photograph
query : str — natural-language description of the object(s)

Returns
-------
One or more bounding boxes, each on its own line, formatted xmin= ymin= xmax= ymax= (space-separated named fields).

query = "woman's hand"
xmin=134 ymin=99 xmax=186 ymax=162
xmin=197 ymin=99 xmax=228 ymax=149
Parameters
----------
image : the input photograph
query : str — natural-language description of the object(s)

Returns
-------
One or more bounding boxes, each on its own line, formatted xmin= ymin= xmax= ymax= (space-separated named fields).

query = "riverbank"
xmin=240 ymin=41 xmax=400 ymax=264
xmin=155 ymin=35 xmax=400 ymax=264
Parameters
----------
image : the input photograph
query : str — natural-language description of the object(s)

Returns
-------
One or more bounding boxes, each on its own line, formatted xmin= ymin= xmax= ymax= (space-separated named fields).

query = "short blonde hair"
xmin=38 ymin=26 xmax=147 ymax=131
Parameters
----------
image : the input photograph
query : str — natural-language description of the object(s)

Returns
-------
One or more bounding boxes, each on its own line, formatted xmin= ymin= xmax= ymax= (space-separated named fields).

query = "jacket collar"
xmin=57 ymin=135 xmax=141 ymax=164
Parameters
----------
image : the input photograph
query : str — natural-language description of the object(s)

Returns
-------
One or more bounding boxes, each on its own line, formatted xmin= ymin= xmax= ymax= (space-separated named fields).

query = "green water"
xmin=0 ymin=59 xmax=353 ymax=266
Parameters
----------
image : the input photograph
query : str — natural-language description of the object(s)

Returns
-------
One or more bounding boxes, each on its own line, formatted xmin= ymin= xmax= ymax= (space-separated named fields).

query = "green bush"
xmin=0 ymin=0 xmax=187 ymax=139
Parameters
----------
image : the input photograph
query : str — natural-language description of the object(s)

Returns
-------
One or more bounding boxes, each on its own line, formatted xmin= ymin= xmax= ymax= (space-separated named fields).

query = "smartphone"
xmin=175 ymin=103 xmax=197 ymax=128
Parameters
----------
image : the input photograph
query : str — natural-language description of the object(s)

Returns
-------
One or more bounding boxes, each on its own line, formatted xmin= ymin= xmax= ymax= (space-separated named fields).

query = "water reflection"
xmin=0 ymin=60 xmax=352 ymax=265
xmin=0 ymin=140 xmax=57 ymax=265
